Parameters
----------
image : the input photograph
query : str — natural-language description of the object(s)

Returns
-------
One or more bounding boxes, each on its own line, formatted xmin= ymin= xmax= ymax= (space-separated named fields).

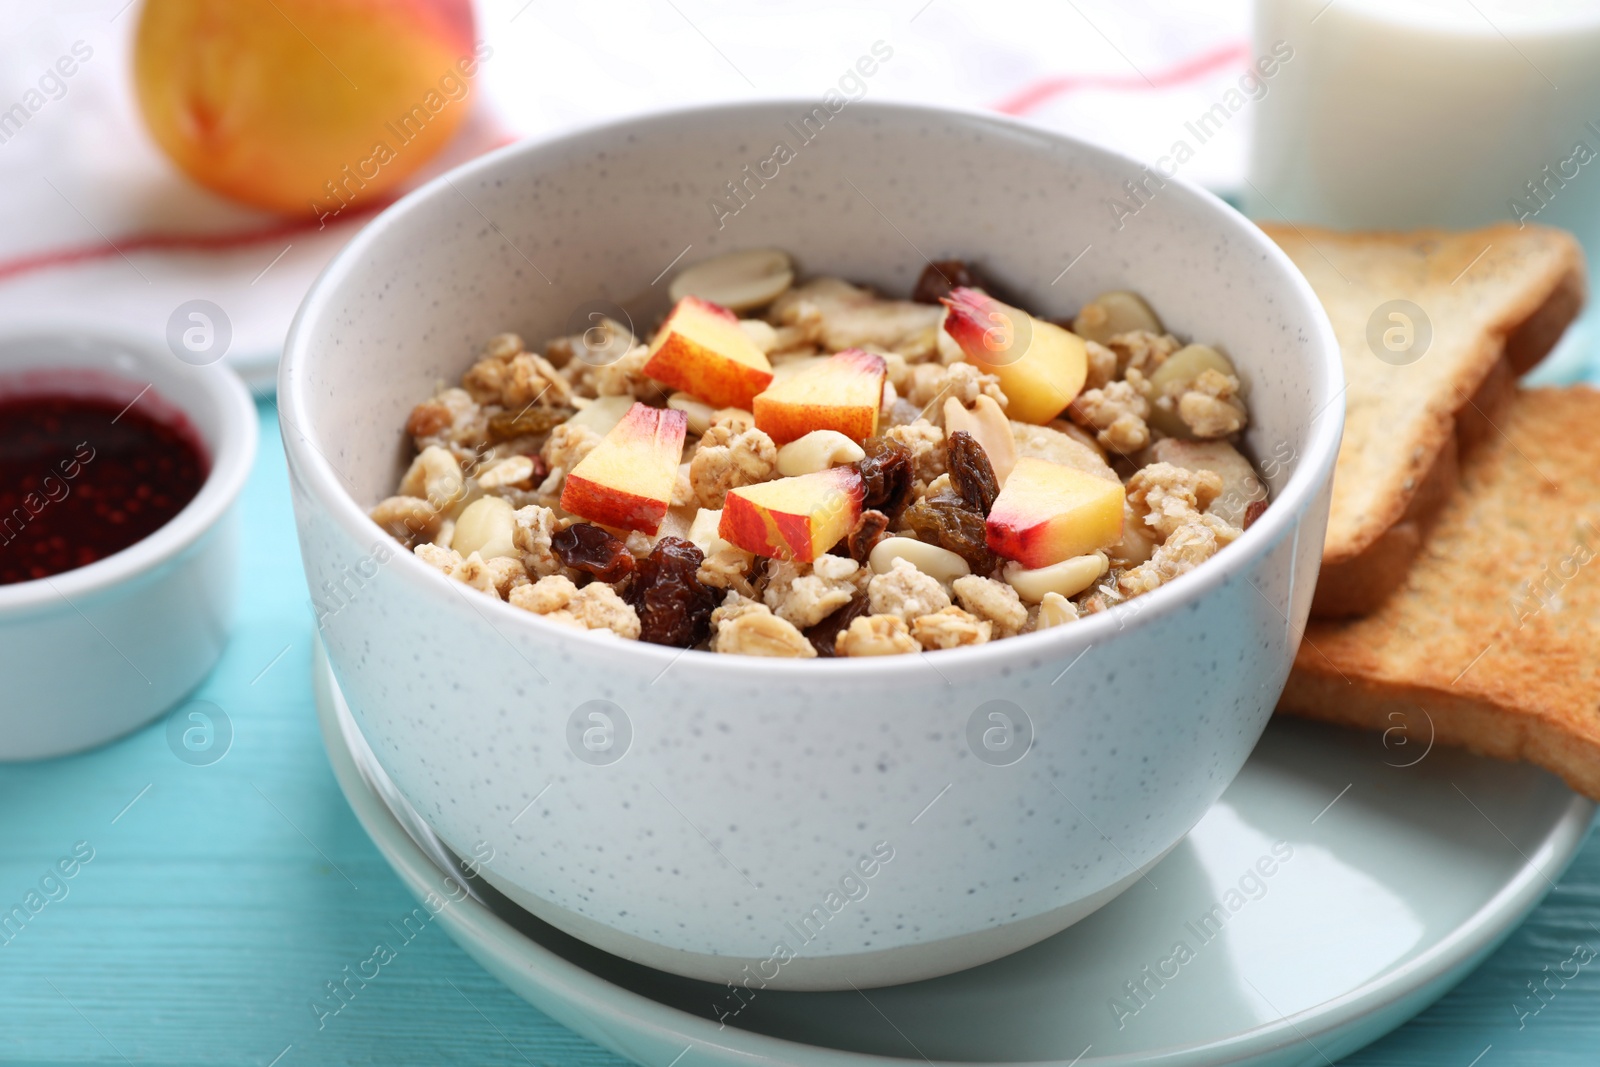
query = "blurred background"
xmin=0 ymin=0 xmax=1260 ymax=389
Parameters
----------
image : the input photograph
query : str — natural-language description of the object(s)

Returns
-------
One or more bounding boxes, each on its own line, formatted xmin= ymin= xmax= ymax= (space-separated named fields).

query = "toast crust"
xmin=1309 ymin=351 xmax=1515 ymax=616
xmin=1280 ymin=670 xmax=1600 ymax=800
xmin=1259 ymin=223 xmax=1585 ymax=616
xmin=1281 ymin=388 xmax=1600 ymax=799
xmin=1309 ymin=433 xmax=1457 ymax=617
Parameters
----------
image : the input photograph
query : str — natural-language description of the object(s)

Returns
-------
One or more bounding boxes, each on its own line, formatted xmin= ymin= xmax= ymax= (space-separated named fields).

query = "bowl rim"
xmin=280 ymin=96 xmax=1344 ymax=678
xmin=0 ymin=327 xmax=258 ymax=615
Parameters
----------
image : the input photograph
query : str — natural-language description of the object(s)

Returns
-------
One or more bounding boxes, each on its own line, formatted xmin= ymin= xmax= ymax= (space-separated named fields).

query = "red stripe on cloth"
xmin=992 ymin=40 xmax=1250 ymax=116
xmin=0 ymin=200 xmax=392 ymax=284
xmin=0 ymin=51 xmax=1247 ymax=290
xmin=0 ymin=131 xmax=520 ymax=286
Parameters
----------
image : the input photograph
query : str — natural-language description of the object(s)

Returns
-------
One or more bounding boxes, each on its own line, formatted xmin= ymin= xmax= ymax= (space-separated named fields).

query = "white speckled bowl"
xmin=280 ymin=100 xmax=1341 ymax=991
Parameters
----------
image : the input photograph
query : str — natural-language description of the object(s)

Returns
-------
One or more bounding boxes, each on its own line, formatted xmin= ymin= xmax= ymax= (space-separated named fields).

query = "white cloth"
xmin=0 ymin=0 xmax=1251 ymax=391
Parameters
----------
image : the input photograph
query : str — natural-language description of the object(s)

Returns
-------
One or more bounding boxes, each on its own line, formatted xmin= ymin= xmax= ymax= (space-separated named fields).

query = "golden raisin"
xmin=855 ymin=437 xmax=915 ymax=523
xmin=487 ymin=406 xmax=575 ymax=443
xmin=946 ymin=431 xmax=999 ymax=514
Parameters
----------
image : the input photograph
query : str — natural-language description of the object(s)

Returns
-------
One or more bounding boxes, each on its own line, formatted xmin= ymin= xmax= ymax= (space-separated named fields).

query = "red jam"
xmin=0 ymin=393 xmax=207 ymax=585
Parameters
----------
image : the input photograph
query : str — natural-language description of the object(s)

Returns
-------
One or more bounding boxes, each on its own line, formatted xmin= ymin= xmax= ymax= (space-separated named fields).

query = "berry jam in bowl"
xmin=0 ymin=330 xmax=256 ymax=760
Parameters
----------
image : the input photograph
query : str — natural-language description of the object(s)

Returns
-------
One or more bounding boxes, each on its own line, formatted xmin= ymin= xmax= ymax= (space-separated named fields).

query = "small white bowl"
xmin=282 ymin=100 xmax=1342 ymax=989
xmin=0 ymin=330 xmax=257 ymax=760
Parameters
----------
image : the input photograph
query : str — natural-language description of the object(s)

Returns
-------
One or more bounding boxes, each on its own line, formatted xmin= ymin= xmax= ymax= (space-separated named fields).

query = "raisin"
xmin=946 ymin=431 xmax=999 ymax=515
xmin=487 ymin=406 xmax=574 ymax=442
xmin=903 ymin=492 xmax=998 ymax=574
xmin=1243 ymin=499 xmax=1268 ymax=529
xmin=552 ymin=523 xmax=635 ymax=584
xmin=830 ymin=509 xmax=890 ymax=562
xmin=911 ymin=260 xmax=983 ymax=305
xmin=805 ymin=592 xmax=870 ymax=657
xmin=855 ymin=437 xmax=914 ymax=523
xmin=626 ymin=537 xmax=719 ymax=648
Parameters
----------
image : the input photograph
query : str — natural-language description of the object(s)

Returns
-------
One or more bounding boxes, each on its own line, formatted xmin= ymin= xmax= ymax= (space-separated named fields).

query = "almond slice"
xmin=1071 ymin=290 xmax=1162 ymax=344
xmin=669 ymin=249 xmax=794 ymax=312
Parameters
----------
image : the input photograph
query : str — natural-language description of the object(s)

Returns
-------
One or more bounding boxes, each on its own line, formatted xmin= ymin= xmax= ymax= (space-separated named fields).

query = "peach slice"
xmin=753 ymin=348 xmax=886 ymax=444
xmin=986 ymin=456 xmax=1125 ymax=569
xmin=561 ymin=403 xmax=688 ymax=533
xmin=941 ymin=287 xmax=1088 ymax=424
xmin=643 ymin=296 xmax=774 ymax=410
xmin=719 ymin=467 xmax=864 ymax=562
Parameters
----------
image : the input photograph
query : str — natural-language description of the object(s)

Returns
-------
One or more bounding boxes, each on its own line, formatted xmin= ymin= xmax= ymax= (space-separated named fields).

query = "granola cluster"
xmin=371 ymin=257 xmax=1266 ymax=657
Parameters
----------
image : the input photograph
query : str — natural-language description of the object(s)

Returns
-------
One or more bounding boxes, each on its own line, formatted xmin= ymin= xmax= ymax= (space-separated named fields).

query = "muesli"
xmin=371 ymin=252 xmax=1269 ymax=657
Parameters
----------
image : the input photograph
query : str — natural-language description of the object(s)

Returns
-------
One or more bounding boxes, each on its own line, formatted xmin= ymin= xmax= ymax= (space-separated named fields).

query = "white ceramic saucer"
xmin=314 ymin=643 xmax=1594 ymax=1066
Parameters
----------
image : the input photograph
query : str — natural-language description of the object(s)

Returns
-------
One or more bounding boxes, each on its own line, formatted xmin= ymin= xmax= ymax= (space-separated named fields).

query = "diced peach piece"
xmin=941 ymin=287 xmax=1088 ymax=424
xmin=719 ymin=467 xmax=864 ymax=562
xmin=753 ymin=348 xmax=886 ymax=444
xmin=986 ymin=456 xmax=1124 ymax=569
xmin=561 ymin=403 xmax=688 ymax=533
xmin=643 ymin=295 xmax=774 ymax=410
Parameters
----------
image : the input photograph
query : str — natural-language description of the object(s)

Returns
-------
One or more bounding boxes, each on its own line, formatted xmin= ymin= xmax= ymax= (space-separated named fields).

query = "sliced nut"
xmin=686 ymin=507 xmax=724 ymax=553
xmin=1149 ymin=344 xmax=1244 ymax=397
xmin=777 ymin=430 xmax=866 ymax=476
xmin=1035 ymin=591 xmax=1080 ymax=630
xmin=868 ymin=536 xmax=971 ymax=588
xmin=413 ymin=445 xmax=466 ymax=511
xmin=669 ymin=248 xmax=794 ymax=312
xmin=739 ymin=319 xmax=780 ymax=353
xmin=1002 ymin=552 xmax=1107 ymax=603
xmin=1012 ymin=421 xmax=1118 ymax=482
xmin=477 ymin=455 xmax=535 ymax=490
xmin=1072 ymin=290 xmax=1162 ymax=344
xmin=564 ymin=395 xmax=634 ymax=436
xmin=943 ymin=394 xmax=1018 ymax=484
xmin=451 ymin=496 xmax=517 ymax=560
xmin=1148 ymin=345 xmax=1243 ymax=438
xmin=668 ymin=392 xmax=718 ymax=436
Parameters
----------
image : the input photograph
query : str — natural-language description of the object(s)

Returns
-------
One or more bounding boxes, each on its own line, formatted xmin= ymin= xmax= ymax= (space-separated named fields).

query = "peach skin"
xmin=643 ymin=296 xmax=774 ymax=410
xmin=561 ymin=403 xmax=688 ymax=534
xmin=134 ymin=0 xmax=480 ymax=216
xmin=986 ymin=456 xmax=1124 ymax=568
xmin=753 ymin=348 xmax=886 ymax=444
xmin=719 ymin=467 xmax=864 ymax=562
xmin=941 ymin=287 xmax=1088 ymax=424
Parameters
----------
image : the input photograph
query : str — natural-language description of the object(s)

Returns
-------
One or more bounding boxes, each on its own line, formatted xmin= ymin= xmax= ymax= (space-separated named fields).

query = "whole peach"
xmin=133 ymin=0 xmax=481 ymax=217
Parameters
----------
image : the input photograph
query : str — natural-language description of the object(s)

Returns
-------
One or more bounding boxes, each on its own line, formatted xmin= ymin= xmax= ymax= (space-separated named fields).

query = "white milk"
xmin=1247 ymin=0 xmax=1600 ymax=250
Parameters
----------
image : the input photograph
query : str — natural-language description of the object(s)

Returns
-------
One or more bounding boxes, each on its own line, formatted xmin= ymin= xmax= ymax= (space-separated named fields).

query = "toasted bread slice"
xmin=1279 ymin=388 xmax=1600 ymax=799
xmin=1258 ymin=223 xmax=1585 ymax=617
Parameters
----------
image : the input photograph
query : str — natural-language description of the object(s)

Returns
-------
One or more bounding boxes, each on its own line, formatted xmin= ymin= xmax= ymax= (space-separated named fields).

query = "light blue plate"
xmin=315 ymin=642 xmax=1593 ymax=1066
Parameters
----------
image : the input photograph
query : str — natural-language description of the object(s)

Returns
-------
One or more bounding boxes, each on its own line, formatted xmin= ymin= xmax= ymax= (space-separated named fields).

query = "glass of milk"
xmin=1247 ymin=0 xmax=1600 ymax=375
xmin=1248 ymin=1 xmax=1600 ymax=242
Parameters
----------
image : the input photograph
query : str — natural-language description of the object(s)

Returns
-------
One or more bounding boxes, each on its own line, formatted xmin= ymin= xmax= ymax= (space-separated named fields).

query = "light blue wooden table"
xmin=2 ymin=397 xmax=1599 ymax=1066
